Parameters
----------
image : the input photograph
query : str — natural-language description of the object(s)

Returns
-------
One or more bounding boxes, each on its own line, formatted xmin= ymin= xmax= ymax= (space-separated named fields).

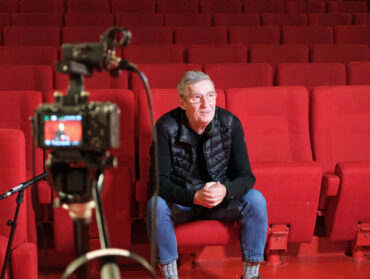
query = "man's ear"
xmin=178 ymin=96 xmax=186 ymax=110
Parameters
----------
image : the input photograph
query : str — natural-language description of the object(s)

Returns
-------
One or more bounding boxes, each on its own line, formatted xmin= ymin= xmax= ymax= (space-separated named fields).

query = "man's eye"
xmin=194 ymin=96 xmax=201 ymax=100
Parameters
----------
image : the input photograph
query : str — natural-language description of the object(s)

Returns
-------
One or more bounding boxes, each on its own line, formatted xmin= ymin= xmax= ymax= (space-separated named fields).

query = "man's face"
xmin=179 ymin=79 xmax=216 ymax=132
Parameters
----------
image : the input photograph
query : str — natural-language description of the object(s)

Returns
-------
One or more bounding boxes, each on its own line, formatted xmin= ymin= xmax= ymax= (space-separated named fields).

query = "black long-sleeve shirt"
xmin=151 ymin=109 xmax=256 ymax=207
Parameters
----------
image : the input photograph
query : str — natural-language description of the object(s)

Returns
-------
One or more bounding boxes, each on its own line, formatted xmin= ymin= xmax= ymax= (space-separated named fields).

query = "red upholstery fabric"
xmin=3 ymin=26 xmax=61 ymax=47
xmin=0 ymin=13 xmax=10 ymax=27
xmin=0 ymin=65 xmax=53 ymax=101
xmin=310 ymin=86 xmax=370 ymax=240
xmin=200 ymin=1 xmax=242 ymax=14
xmin=203 ymin=63 xmax=273 ymax=89
xmin=116 ymin=13 xmax=164 ymax=26
xmin=0 ymin=129 xmax=38 ymax=279
xmin=19 ymin=0 xmax=65 ymax=13
xmin=11 ymin=13 xmax=64 ymax=27
xmin=262 ymin=13 xmax=307 ymax=27
xmin=282 ymin=26 xmax=334 ymax=45
xmin=0 ymin=46 xmax=58 ymax=68
xmin=277 ymin=63 xmax=346 ymax=91
xmin=347 ymin=62 xmax=370 ymax=85
xmin=229 ymin=26 xmax=280 ymax=46
xmin=0 ymin=92 xmax=45 ymax=236
xmin=164 ymin=13 xmax=211 ymax=27
xmin=327 ymin=1 xmax=367 ymax=14
xmin=311 ymin=44 xmax=369 ymax=63
xmin=131 ymin=63 xmax=202 ymax=93
xmin=213 ymin=13 xmax=260 ymax=26
xmin=53 ymin=89 xmax=135 ymax=252
xmin=0 ymin=1 xmax=18 ymax=13
xmin=249 ymin=44 xmax=309 ymax=71
xmin=62 ymin=26 xmax=108 ymax=43
xmin=124 ymin=44 xmax=184 ymax=64
xmin=66 ymin=0 xmax=111 ymax=13
xmin=226 ymin=87 xmax=322 ymax=242
xmin=335 ymin=25 xmax=370 ymax=48
xmin=64 ymin=13 xmax=115 ymax=26
xmin=174 ymin=26 xmax=227 ymax=46
xmin=286 ymin=1 xmax=325 ymax=14
xmin=156 ymin=1 xmax=199 ymax=13
xmin=187 ymin=44 xmax=247 ymax=64
xmin=308 ymin=13 xmax=352 ymax=26
xmin=243 ymin=1 xmax=285 ymax=14
xmin=354 ymin=13 xmax=370 ymax=25
xmin=111 ymin=0 xmax=155 ymax=13
xmin=136 ymin=89 xmax=234 ymax=246
xmin=124 ymin=26 xmax=173 ymax=44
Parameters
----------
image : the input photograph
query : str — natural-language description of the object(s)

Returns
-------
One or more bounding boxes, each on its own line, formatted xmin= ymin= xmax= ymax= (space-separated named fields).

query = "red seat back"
xmin=213 ymin=13 xmax=260 ymax=26
xmin=11 ymin=13 xmax=63 ymax=27
xmin=174 ymin=26 xmax=227 ymax=46
xmin=308 ymin=13 xmax=352 ymax=27
xmin=282 ymin=26 xmax=334 ymax=46
xmin=262 ymin=13 xmax=307 ymax=27
xmin=229 ymin=26 xmax=280 ymax=46
xmin=311 ymin=44 xmax=369 ymax=64
xmin=347 ymin=62 xmax=370 ymax=85
xmin=64 ymin=13 xmax=115 ymax=26
xmin=164 ymin=13 xmax=211 ymax=27
xmin=187 ymin=44 xmax=247 ymax=64
xmin=124 ymin=44 xmax=184 ymax=64
xmin=3 ymin=26 xmax=61 ymax=47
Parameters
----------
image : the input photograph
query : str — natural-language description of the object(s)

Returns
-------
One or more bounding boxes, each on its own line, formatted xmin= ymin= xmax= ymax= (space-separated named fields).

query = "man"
xmin=147 ymin=71 xmax=267 ymax=279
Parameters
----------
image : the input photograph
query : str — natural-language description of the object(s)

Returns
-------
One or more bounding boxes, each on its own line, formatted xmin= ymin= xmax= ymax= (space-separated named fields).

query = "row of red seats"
xmin=2 ymin=62 xmax=370 ymax=100
xmin=3 ymin=83 xmax=369 ymax=277
xmin=1 ymin=25 xmax=370 ymax=46
xmin=2 ymin=12 xmax=370 ymax=27
xmin=2 ymin=44 xmax=369 ymax=68
xmin=1 ymin=0 xmax=366 ymax=14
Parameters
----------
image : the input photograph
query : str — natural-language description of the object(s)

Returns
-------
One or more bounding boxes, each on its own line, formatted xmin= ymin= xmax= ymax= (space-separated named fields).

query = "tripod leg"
xmin=74 ymin=218 xmax=90 ymax=279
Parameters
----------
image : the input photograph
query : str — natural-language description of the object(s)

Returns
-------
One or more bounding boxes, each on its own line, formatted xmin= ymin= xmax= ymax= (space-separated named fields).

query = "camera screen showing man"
xmin=44 ymin=115 xmax=83 ymax=147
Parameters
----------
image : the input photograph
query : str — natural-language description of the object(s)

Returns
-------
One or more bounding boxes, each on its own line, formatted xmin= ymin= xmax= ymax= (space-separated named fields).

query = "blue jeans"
xmin=147 ymin=189 xmax=268 ymax=264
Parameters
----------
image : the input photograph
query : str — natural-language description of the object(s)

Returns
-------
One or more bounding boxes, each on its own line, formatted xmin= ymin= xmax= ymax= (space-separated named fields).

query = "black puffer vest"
xmin=157 ymin=106 xmax=235 ymax=189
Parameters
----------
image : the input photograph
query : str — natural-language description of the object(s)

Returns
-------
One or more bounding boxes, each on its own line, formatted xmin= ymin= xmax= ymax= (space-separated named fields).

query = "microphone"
xmin=0 ymin=173 xmax=47 ymax=200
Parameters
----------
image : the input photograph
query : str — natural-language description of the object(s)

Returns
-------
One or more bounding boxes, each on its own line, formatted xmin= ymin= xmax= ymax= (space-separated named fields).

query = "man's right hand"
xmin=193 ymin=181 xmax=226 ymax=208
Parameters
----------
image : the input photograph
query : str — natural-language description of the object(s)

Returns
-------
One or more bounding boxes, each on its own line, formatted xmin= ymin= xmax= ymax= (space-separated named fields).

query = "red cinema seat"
xmin=125 ymin=26 xmax=173 ymax=44
xmin=116 ymin=13 xmax=163 ymax=26
xmin=53 ymin=89 xmax=135 ymax=253
xmin=327 ymin=1 xmax=367 ymax=14
xmin=335 ymin=25 xmax=370 ymax=48
xmin=0 ymin=129 xmax=37 ymax=279
xmin=131 ymin=63 xmax=202 ymax=93
xmin=0 ymin=46 xmax=58 ymax=68
xmin=225 ymin=86 xmax=322 ymax=262
xmin=262 ymin=13 xmax=307 ymax=27
xmin=347 ymin=62 xmax=370 ymax=85
xmin=164 ymin=13 xmax=211 ymax=27
xmin=64 ymin=13 xmax=114 ymax=27
xmin=282 ymin=26 xmax=333 ymax=46
xmin=0 ymin=13 xmax=10 ymax=27
xmin=0 ymin=65 xmax=53 ymax=101
xmin=200 ymin=1 xmax=242 ymax=14
xmin=11 ymin=13 xmax=64 ymax=27
xmin=310 ymin=86 xmax=370 ymax=259
xmin=354 ymin=13 xmax=370 ymax=25
xmin=203 ymin=63 xmax=273 ymax=89
xmin=243 ymin=1 xmax=285 ymax=14
xmin=286 ymin=1 xmax=325 ymax=14
xmin=229 ymin=26 xmax=280 ymax=46
xmin=19 ymin=0 xmax=65 ymax=13
xmin=156 ymin=1 xmax=199 ymax=13
xmin=187 ymin=44 xmax=247 ymax=64
xmin=277 ymin=63 xmax=346 ymax=91
xmin=311 ymin=44 xmax=369 ymax=64
xmin=249 ymin=44 xmax=309 ymax=72
xmin=66 ymin=0 xmax=111 ymax=13
xmin=213 ymin=13 xmax=260 ymax=27
xmin=174 ymin=26 xmax=227 ymax=46
xmin=0 ymin=91 xmax=44 ymax=243
xmin=3 ymin=26 xmax=61 ymax=47
xmin=123 ymin=44 xmax=184 ymax=64
xmin=111 ymin=0 xmax=155 ymax=13
xmin=62 ymin=26 xmax=107 ymax=43
xmin=136 ymin=88 xmax=226 ymax=219
xmin=308 ymin=13 xmax=352 ymax=27
xmin=0 ymin=1 xmax=18 ymax=13
xmin=54 ymin=70 xmax=129 ymax=91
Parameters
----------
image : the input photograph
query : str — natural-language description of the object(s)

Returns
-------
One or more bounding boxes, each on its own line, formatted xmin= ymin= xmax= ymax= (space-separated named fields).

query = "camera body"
xmin=33 ymin=98 xmax=120 ymax=153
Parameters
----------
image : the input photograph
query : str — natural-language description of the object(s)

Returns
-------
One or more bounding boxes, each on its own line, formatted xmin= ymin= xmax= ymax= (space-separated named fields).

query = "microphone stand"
xmin=0 ymin=173 xmax=47 ymax=279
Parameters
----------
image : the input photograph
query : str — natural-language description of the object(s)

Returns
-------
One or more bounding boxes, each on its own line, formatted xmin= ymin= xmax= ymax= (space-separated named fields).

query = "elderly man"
xmin=147 ymin=71 xmax=267 ymax=279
